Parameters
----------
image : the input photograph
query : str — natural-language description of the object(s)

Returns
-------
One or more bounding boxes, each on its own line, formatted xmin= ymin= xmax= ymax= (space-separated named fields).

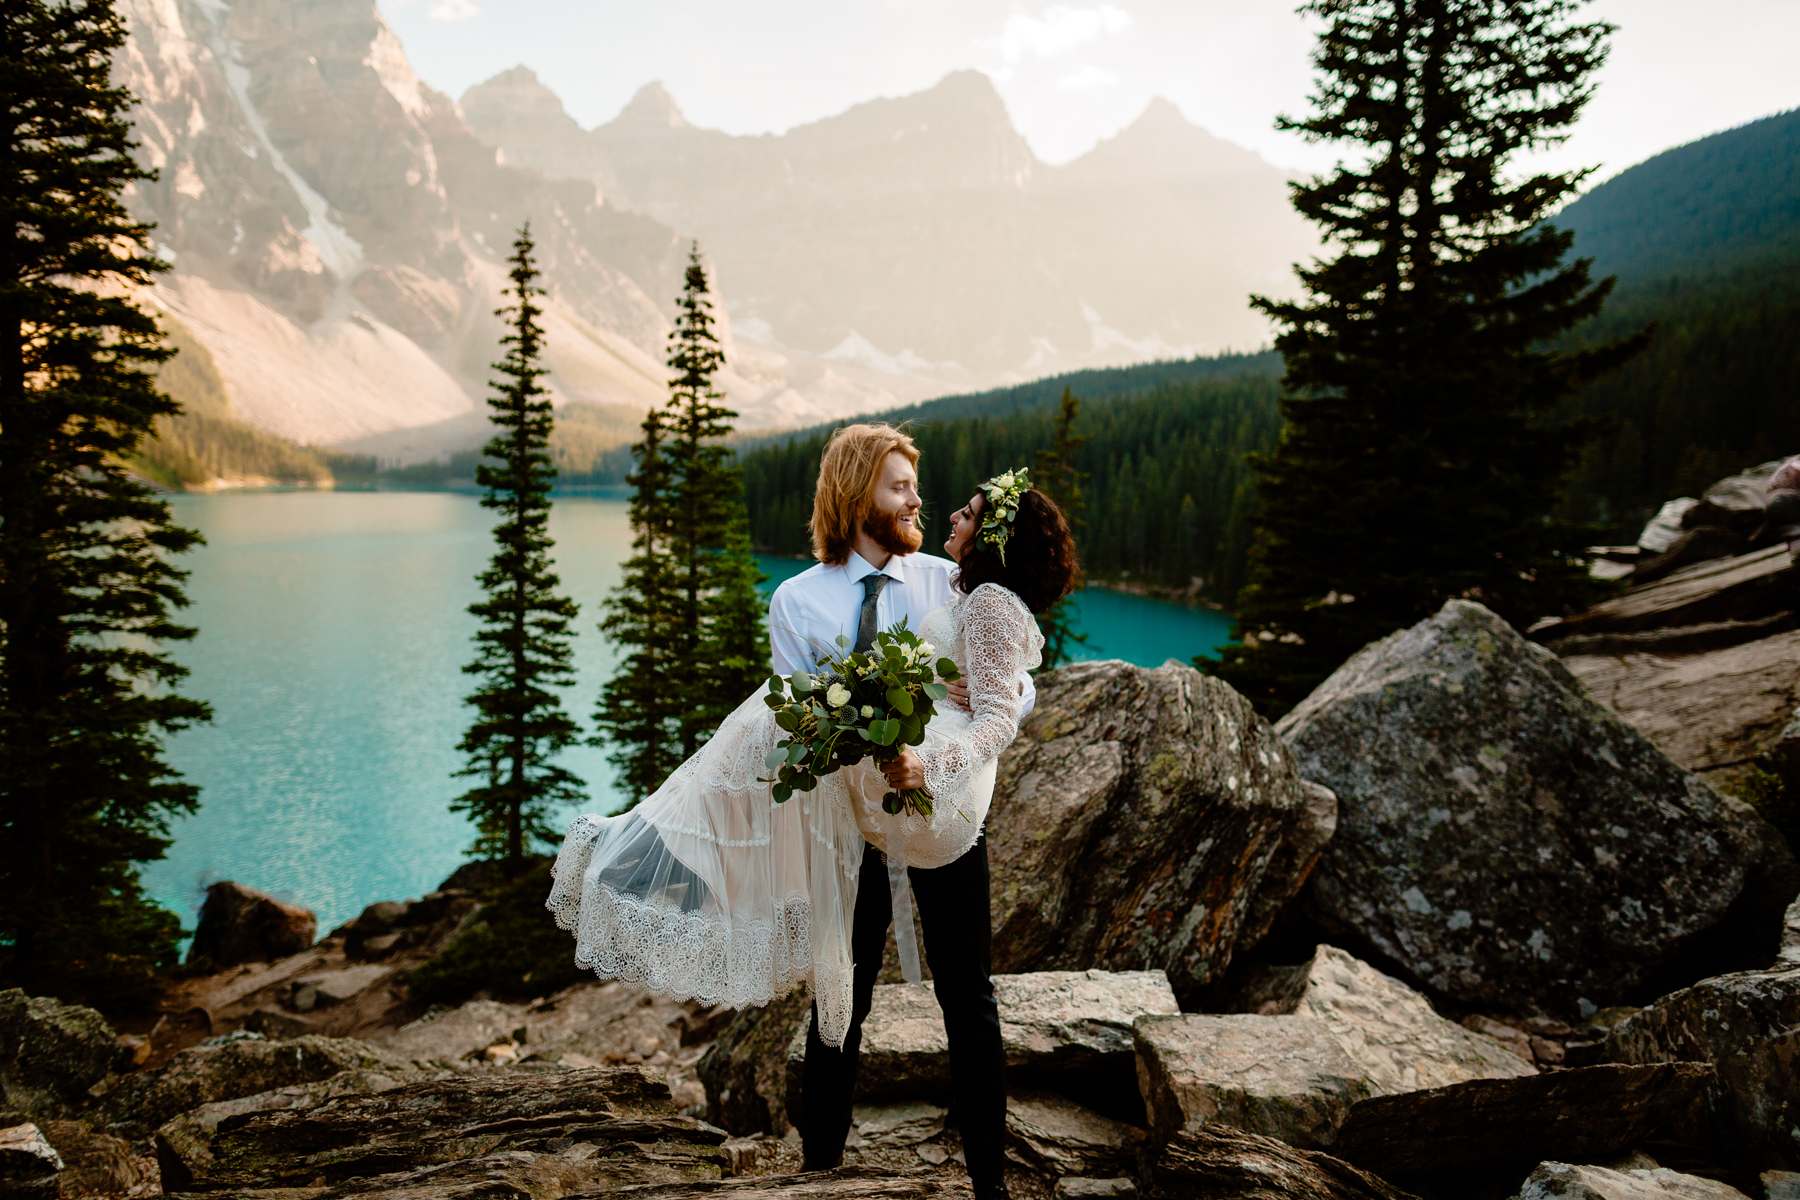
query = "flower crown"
xmin=977 ymin=466 xmax=1032 ymax=565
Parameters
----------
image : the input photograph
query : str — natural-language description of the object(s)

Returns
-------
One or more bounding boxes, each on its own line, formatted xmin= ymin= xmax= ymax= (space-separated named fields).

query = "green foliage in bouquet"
xmin=760 ymin=623 xmax=962 ymax=818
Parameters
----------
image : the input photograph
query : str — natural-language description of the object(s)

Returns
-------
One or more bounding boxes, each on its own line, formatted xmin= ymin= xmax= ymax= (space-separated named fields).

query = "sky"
xmin=380 ymin=0 xmax=1800 ymax=185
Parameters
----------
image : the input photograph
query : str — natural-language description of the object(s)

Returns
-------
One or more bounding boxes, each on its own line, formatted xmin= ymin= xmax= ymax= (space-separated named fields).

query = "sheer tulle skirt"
xmin=544 ymin=690 xmax=867 ymax=1047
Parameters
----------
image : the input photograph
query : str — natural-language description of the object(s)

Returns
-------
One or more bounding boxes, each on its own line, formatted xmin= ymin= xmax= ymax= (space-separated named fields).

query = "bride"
xmin=544 ymin=467 xmax=1076 ymax=1049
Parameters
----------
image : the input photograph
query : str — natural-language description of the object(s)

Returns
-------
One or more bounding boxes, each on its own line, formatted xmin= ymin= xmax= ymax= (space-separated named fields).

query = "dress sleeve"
xmin=918 ymin=583 xmax=1041 ymax=803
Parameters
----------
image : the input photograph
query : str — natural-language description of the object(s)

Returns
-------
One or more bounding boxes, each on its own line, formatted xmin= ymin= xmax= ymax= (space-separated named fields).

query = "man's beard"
xmin=863 ymin=507 xmax=924 ymax=557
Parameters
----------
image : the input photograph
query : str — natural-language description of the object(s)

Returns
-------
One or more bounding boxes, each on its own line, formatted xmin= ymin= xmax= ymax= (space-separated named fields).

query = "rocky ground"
xmin=5 ymin=461 xmax=1799 ymax=1200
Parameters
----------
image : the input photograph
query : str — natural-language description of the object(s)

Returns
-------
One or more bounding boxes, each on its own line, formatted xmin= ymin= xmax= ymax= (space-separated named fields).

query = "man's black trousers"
xmin=799 ymin=832 xmax=1007 ymax=1191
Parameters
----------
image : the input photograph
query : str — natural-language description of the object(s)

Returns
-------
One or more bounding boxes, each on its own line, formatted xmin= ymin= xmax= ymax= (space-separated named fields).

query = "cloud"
xmin=429 ymin=0 xmax=478 ymax=20
xmin=1057 ymin=63 xmax=1120 ymax=92
xmin=983 ymin=4 xmax=1133 ymax=65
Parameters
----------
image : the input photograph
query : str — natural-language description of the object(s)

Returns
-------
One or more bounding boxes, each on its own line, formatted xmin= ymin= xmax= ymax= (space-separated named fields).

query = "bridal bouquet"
xmin=761 ymin=622 xmax=962 ymax=818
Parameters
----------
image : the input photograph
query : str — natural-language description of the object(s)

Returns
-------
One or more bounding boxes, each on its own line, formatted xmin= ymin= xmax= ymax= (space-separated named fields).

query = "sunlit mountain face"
xmin=117 ymin=0 xmax=1313 ymax=462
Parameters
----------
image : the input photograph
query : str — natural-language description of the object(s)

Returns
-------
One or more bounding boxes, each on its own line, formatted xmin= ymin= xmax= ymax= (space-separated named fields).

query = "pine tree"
xmin=595 ymin=243 xmax=765 ymax=803
xmin=0 ymin=0 xmax=213 ymax=1010
xmin=452 ymin=223 xmax=582 ymax=870
xmin=593 ymin=405 xmax=683 ymax=803
xmin=1211 ymin=0 xmax=1643 ymax=716
xmin=659 ymin=243 xmax=766 ymax=754
xmin=1033 ymin=386 xmax=1089 ymax=670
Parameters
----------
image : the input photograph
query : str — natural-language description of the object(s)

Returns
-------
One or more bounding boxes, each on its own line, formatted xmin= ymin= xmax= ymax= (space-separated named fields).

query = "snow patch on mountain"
xmin=822 ymin=331 xmax=952 ymax=376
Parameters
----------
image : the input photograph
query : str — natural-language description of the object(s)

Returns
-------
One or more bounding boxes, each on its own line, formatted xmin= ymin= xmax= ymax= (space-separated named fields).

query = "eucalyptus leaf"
xmin=886 ymin=686 xmax=914 ymax=716
xmin=923 ymin=682 xmax=948 ymax=702
xmin=765 ymin=746 xmax=788 ymax=771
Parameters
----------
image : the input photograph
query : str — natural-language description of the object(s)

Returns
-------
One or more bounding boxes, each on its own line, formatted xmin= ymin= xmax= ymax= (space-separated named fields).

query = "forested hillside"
xmin=738 ymin=364 xmax=1282 ymax=602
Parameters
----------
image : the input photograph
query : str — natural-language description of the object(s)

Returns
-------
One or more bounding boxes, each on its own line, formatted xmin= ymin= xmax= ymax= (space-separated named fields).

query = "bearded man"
xmin=766 ymin=422 xmax=1032 ymax=1199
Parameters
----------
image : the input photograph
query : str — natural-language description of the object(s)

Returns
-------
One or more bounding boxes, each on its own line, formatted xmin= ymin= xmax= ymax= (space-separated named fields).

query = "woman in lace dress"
xmin=544 ymin=471 xmax=1078 ymax=1051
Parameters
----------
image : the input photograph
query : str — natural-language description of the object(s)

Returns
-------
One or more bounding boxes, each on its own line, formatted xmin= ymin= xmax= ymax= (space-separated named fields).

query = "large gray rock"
xmin=1517 ymin=1161 xmax=1751 ymax=1199
xmin=1134 ymin=1013 xmax=1373 ymax=1150
xmin=154 ymin=1064 xmax=724 ymax=1193
xmin=1278 ymin=599 xmax=1786 ymax=1014
xmin=0 ymin=1121 xmax=62 ymax=1199
xmin=0 ymin=990 xmax=119 ymax=1121
xmin=785 ymin=970 xmax=1179 ymax=1124
xmin=186 ymin=880 xmax=317 ymax=969
xmin=1639 ymin=499 xmax=1700 ymax=554
xmin=1004 ymin=1091 xmax=1146 ymax=1180
xmin=93 ymin=1030 xmax=435 ymax=1137
xmin=990 ymin=661 xmax=1334 ymax=1004
xmin=1267 ymin=945 xmax=1535 ymax=1093
xmin=1782 ymin=889 xmax=1800 ymax=967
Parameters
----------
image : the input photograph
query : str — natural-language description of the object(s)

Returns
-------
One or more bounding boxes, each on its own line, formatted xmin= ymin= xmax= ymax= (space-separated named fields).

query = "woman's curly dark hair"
xmin=953 ymin=487 xmax=1082 ymax=614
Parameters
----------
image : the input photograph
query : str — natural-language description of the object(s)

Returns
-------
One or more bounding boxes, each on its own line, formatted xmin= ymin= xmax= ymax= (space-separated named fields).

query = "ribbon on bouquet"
xmin=885 ymin=846 xmax=924 ymax=983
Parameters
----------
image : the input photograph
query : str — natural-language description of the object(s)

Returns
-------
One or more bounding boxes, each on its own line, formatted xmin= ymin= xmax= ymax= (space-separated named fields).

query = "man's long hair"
xmin=809 ymin=423 xmax=919 ymax=564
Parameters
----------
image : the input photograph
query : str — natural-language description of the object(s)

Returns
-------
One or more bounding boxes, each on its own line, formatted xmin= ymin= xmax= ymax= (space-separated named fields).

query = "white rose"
xmin=995 ymin=472 xmax=1015 ymax=489
xmin=919 ymin=641 xmax=935 ymax=656
xmin=860 ymin=705 xmax=875 ymax=718
xmin=826 ymin=683 xmax=852 ymax=708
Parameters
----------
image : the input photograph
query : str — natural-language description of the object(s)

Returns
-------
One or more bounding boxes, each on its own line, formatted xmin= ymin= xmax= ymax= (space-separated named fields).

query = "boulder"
xmin=785 ymin=970 xmax=1180 ymax=1125
xmin=698 ymin=988 xmax=813 ymax=1136
xmin=1140 ymin=1125 xmax=1419 ymax=1200
xmin=1133 ymin=1012 xmax=1372 ymax=1150
xmin=1603 ymin=964 xmax=1800 ymax=1067
xmin=93 ymin=1030 xmax=435 ymax=1137
xmin=31 ymin=1118 xmax=153 ymax=1200
xmin=1783 ymin=890 xmax=1800 ymax=967
xmin=1639 ymin=499 xmax=1700 ymax=555
xmin=1261 ymin=945 xmax=1535 ymax=1093
xmin=1533 ymin=544 xmax=1795 ymax=643
xmin=1688 ymin=460 xmax=1788 ymax=538
xmin=1329 ymin=1063 xmax=1720 ymax=1187
xmin=0 ymin=990 xmax=119 ymax=1121
xmin=154 ymin=1064 xmax=724 ymax=1193
xmin=1765 ymin=1171 xmax=1800 ymax=1200
xmin=1769 ymin=710 xmax=1800 ymax=802
xmin=0 ymin=1120 xmax=62 ymax=1200
xmin=1056 ymin=1179 xmax=1137 ymax=1199
xmin=186 ymin=880 xmax=317 ymax=969
xmin=1517 ymin=1161 xmax=1751 ymax=1199
xmin=1713 ymin=1027 xmax=1800 ymax=1172
xmin=1004 ymin=1091 xmax=1145 ymax=1180
xmin=1279 ymin=599 xmax=1787 ymax=1014
xmin=989 ymin=661 xmax=1334 ymax=1003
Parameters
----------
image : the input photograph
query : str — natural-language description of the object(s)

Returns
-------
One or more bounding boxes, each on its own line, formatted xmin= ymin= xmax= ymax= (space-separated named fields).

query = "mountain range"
xmin=114 ymin=0 xmax=1315 ymax=468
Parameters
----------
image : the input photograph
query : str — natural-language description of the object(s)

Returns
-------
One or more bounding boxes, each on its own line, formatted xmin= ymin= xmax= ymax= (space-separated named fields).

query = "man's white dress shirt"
xmin=766 ymin=547 xmax=1035 ymax=981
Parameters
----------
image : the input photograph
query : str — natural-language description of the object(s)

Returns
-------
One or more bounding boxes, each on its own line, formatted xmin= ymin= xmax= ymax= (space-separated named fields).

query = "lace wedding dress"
xmin=544 ymin=581 xmax=1044 ymax=1048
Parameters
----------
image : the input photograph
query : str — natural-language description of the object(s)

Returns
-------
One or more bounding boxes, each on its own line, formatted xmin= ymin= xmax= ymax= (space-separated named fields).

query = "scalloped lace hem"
xmin=546 ymin=870 xmax=816 ymax=1012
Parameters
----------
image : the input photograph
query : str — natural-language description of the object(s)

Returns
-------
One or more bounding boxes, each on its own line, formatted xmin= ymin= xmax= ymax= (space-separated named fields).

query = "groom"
xmin=767 ymin=423 xmax=1029 ymax=1200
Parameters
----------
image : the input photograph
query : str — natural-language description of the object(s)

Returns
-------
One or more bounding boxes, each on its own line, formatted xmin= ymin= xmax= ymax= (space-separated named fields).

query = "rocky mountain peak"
xmin=1063 ymin=94 xmax=1274 ymax=183
xmin=613 ymin=80 xmax=688 ymax=129
xmin=461 ymin=64 xmax=570 ymax=120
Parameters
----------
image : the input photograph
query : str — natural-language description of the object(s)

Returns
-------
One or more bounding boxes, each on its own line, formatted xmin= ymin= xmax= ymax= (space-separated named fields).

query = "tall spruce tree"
xmin=659 ymin=243 xmax=766 ymax=755
xmin=452 ymin=223 xmax=582 ymax=870
xmin=1033 ymin=386 xmax=1089 ymax=670
xmin=593 ymin=405 xmax=683 ymax=803
xmin=595 ymin=242 xmax=765 ymax=802
xmin=1 ymin=0 xmax=213 ymax=1009
xmin=1211 ymin=0 xmax=1642 ymax=716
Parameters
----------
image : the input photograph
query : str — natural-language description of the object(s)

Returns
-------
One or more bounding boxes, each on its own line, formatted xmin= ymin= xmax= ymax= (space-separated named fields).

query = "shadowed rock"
xmin=0 ymin=990 xmax=120 ymax=1122
xmin=1330 ymin=1063 xmax=1720 ymax=1187
xmin=1140 ymin=1125 xmax=1419 ymax=1200
xmin=96 ymin=1031 xmax=437 ymax=1138
xmin=187 ymin=881 xmax=318 ymax=970
xmin=1279 ymin=599 xmax=1789 ymax=1014
xmin=154 ymin=1064 xmax=725 ymax=1193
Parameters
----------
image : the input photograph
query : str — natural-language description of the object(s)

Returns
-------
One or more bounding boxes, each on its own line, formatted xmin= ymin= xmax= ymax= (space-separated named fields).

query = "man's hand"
xmin=881 ymin=747 xmax=925 ymax=791
xmin=945 ymin=677 xmax=1027 ymax=712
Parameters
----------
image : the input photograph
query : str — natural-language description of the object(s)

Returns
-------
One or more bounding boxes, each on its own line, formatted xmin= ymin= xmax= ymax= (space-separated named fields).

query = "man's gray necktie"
xmin=854 ymin=570 xmax=922 ymax=984
xmin=854 ymin=572 xmax=890 ymax=653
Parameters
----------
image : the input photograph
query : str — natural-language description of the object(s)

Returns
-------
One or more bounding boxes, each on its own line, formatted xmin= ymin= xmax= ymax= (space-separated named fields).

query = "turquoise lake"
xmin=143 ymin=491 xmax=1235 ymax=949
